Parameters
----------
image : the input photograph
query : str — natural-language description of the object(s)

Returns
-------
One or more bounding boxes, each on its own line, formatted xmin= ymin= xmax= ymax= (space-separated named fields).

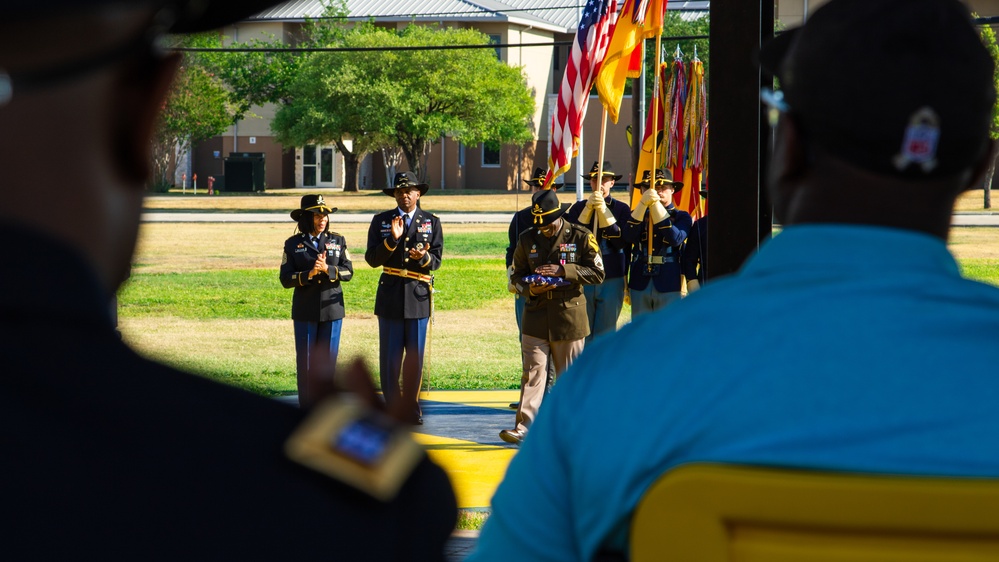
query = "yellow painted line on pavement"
xmin=419 ymin=390 xmax=521 ymax=410
xmin=413 ymin=432 xmax=517 ymax=509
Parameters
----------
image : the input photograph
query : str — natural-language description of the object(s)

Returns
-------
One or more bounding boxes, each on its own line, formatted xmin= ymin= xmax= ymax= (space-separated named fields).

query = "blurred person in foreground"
xmin=0 ymin=2 xmax=456 ymax=559
xmin=470 ymin=0 xmax=999 ymax=559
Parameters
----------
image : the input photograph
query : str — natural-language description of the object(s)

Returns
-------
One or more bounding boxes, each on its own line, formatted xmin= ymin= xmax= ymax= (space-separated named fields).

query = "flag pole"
xmin=594 ymin=108 xmax=609 ymax=234
xmin=648 ymin=30 xmax=664 ymax=259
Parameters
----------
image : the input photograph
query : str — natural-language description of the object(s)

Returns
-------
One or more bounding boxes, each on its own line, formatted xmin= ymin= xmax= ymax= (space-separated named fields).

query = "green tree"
xmin=271 ymin=22 xmax=394 ymax=192
xmin=978 ymin=19 xmax=999 ymax=209
xmin=274 ymin=23 xmax=535 ymax=187
xmin=152 ymin=39 xmax=237 ymax=191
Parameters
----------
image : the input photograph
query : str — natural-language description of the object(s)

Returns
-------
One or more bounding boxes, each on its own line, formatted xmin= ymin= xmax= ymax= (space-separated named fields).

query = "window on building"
xmin=489 ymin=34 xmax=502 ymax=61
xmin=482 ymin=144 xmax=500 ymax=167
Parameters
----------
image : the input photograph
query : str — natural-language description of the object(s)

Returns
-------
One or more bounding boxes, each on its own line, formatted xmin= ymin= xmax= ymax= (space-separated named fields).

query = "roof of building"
xmin=250 ymin=0 xmax=709 ymax=34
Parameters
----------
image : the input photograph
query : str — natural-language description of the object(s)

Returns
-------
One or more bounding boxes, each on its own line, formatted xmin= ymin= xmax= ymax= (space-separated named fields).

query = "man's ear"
xmin=767 ymin=115 xmax=807 ymax=224
xmin=110 ymin=51 xmax=181 ymax=186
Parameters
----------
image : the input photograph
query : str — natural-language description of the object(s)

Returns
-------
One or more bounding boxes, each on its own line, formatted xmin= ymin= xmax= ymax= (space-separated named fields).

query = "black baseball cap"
xmin=759 ymin=0 xmax=995 ymax=179
xmin=1 ymin=1 xmax=287 ymax=106
xmin=4 ymin=1 xmax=285 ymax=33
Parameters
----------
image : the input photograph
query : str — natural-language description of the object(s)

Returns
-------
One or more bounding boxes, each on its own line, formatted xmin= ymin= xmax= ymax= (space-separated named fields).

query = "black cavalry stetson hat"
xmin=530 ymin=189 xmax=568 ymax=226
xmin=384 ymin=172 xmax=430 ymax=197
xmin=582 ymin=161 xmax=623 ymax=181
xmin=290 ymin=194 xmax=337 ymax=221
xmin=634 ymin=169 xmax=683 ymax=190
xmin=524 ymin=167 xmax=563 ymax=190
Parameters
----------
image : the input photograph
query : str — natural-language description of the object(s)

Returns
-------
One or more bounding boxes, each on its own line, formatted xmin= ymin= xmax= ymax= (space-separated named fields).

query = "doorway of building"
xmin=302 ymin=145 xmax=338 ymax=188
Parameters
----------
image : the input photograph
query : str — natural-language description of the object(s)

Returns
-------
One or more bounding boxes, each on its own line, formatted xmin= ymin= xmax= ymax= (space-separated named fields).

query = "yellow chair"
xmin=630 ymin=463 xmax=999 ymax=562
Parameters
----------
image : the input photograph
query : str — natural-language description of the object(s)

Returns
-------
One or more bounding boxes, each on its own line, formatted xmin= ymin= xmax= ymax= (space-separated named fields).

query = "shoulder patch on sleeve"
xmin=587 ymin=233 xmax=600 ymax=254
xmin=285 ymin=397 xmax=424 ymax=502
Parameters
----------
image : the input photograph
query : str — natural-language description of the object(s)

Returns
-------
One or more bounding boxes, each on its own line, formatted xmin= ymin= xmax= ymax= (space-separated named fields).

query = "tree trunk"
xmin=382 ymin=146 xmax=404 ymax=187
xmin=985 ymin=150 xmax=996 ymax=209
xmin=334 ymin=139 xmax=362 ymax=192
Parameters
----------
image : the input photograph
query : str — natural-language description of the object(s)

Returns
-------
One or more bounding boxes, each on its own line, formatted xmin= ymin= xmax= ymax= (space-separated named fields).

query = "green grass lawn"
xmin=119 ymin=230 xmax=522 ymax=395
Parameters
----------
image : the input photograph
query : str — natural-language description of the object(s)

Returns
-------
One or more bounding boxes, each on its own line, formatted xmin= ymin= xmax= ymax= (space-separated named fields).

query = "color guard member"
xmin=565 ymin=161 xmax=633 ymax=341
xmin=622 ymin=169 xmax=692 ymax=316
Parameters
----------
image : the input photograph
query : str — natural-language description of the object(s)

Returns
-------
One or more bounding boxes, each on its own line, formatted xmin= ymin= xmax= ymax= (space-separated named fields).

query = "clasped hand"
xmin=586 ymin=191 xmax=606 ymax=211
xmin=529 ymin=264 xmax=565 ymax=295
xmin=309 ymin=252 xmax=329 ymax=279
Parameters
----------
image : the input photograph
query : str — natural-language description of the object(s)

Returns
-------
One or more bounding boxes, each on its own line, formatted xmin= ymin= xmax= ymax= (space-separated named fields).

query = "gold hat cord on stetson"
xmin=532 ymin=206 xmax=561 ymax=225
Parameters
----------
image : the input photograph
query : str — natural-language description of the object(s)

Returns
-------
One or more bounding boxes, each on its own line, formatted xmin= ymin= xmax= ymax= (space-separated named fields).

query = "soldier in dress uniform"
xmin=505 ymin=167 xmax=561 ymax=408
xmin=623 ymin=169 xmax=693 ymax=316
xmin=682 ymin=185 xmax=709 ymax=293
xmin=365 ymin=172 xmax=444 ymax=425
xmin=280 ymin=194 xmax=353 ymax=407
xmin=500 ymin=190 xmax=605 ymax=446
xmin=0 ymin=2 xmax=457 ymax=558
xmin=565 ymin=161 xmax=633 ymax=342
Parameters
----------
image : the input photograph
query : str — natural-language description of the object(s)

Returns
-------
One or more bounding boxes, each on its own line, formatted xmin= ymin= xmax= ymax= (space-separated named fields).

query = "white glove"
xmin=578 ymin=196 xmax=595 ymax=224
xmin=507 ymin=265 xmax=517 ymax=293
xmin=592 ymin=193 xmax=616 ymax=228
xmin=632 ymin=189 xmax=658 ymax=221
xmin=639 ymin=188 xmax=660 ymax=207
xmin=649 ymin=201 xmax=669 ymax=224
xmin=589 ymin=191 xmax=606 ymax=211
xmin=686 ymin=278 xmax=701 ymax=293
xmin=631 ymin=204 xmax=647 ymax=222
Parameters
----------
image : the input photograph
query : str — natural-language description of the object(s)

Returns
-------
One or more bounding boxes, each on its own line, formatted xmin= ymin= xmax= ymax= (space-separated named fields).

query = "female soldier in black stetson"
xmin=280 ymin=194 xmax=353 ymax=406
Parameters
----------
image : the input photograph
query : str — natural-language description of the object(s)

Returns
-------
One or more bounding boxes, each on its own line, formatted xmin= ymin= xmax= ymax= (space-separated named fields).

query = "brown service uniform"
xmin=511 ymin=219 xmax=605 ymax=432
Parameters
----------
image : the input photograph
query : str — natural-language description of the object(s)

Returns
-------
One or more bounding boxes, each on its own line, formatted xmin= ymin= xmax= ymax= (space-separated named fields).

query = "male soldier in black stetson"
xmin=0 ymin=2 xmax=456 ymax=559
xmin=365 ymin=171 xmax=444 ymax=425
xmin=500 ymin=189 xmax=605 ymax=446
xmin=622 ymin=168 xmax=693 ymax=316
xmin=681 ymin=184 xmax=709 ymax=293
xmin=565 ymin=161 xmax=633 ymax=342
xmin=505 ymin=167 xmax=561 ymax=408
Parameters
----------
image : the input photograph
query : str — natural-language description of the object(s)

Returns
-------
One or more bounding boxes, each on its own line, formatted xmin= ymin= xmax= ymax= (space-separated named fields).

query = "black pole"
xmin=706 ymin=0 xmax=774 ymax=280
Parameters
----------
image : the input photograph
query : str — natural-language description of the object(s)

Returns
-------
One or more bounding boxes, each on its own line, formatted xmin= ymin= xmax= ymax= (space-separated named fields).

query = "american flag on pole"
xmin=545 ymin=0 xmax=619 ymax=188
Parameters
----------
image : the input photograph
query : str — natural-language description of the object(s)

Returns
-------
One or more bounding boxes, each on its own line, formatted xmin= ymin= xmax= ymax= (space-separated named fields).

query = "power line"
xmin=173 ymin=35 xmax=710 ymax=54
xmin=249 ymin=3 xmax=708 ymax=22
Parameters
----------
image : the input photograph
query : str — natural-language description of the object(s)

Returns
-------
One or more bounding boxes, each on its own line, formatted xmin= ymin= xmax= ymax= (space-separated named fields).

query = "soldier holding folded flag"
xmin=500 ymin=189 xmax=604 ymax=446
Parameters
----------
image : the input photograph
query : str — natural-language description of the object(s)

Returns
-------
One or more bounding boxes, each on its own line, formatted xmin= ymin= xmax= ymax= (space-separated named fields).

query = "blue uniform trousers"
xmin=378 ymin=317 xmax=429 ymax=415
xmin=583 ymin=277 xmax=625 ymax=343
xmin=630 ymin=286 xmax=682 ymax=317
xmin=293 ymin=319 xmax=342 ymax=406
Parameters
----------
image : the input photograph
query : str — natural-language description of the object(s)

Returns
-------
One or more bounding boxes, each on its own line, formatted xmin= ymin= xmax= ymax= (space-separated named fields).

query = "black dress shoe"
xmin=416 ymin=415 xmax=424 ymax=425
xmin=499 ymin=428 xmax=526 ymax=446
xmin=508 ymin=402 xmax=519 ymax=409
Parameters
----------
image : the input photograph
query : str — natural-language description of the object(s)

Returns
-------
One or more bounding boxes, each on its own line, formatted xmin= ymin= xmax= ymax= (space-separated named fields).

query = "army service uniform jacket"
xmin=365 ymin=208 xmax=443 ymax=320
xmin=512 ymin=220 xmax=605 ymax=342
xmin=280 ymin=232 xmax=353 ymax=321
xmin=622 ymin=204 xmax=692 ymax=293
